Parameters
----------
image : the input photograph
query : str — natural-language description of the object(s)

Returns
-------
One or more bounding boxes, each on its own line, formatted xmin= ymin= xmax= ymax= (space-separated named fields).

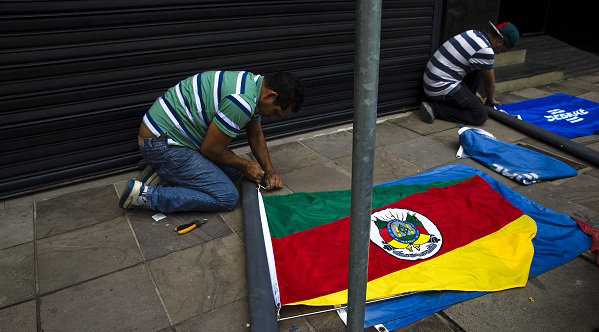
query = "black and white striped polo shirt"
xmin=423 ymin=30 xmax=494 ymax=98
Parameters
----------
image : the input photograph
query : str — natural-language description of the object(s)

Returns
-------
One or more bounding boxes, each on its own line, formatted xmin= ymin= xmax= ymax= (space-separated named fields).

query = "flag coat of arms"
xmin=260 ymin=175 xmax=537 ymax=306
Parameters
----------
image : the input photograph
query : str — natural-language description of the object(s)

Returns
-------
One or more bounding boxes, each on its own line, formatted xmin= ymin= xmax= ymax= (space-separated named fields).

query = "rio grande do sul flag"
xmin=261 ymin=175 xmax=537 ymax=306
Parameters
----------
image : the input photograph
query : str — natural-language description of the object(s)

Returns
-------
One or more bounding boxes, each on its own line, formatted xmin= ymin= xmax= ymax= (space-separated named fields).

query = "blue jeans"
xmin=139 ymin=138 xmax=242 ymax=213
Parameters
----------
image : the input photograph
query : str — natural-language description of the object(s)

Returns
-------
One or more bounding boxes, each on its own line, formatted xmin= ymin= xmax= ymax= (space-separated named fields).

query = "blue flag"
xmin=457 ymin=127 xmax=578 ymax=184
xmin=497 ymin=94 xmax=599 ymax=139
xmin=363 ymin=164 xmax=591 ymax=330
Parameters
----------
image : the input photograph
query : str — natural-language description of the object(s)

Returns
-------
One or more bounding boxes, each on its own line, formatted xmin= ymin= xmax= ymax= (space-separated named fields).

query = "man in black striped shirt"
xmin=420 ymin=22 xmax=519 ymax=125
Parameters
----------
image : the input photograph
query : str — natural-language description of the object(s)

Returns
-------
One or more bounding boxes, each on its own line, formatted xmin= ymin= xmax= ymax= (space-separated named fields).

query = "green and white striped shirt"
xmin=143 ymin=71 xmax=263 ymax=149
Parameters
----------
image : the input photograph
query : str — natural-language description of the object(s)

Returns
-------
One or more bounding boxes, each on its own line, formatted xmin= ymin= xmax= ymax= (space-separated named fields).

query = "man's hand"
xmin=243 ymin=161 xmax=265 ymax=184
xmin=246 ymin=121 xmax=283 ymax=189
xmin=475 ymin=92 xmax=484 ymax=103
xmin=482 ymin=69 xmax=498 ymax=107
xmin=263 ymin=171 xmax=283 ymax=190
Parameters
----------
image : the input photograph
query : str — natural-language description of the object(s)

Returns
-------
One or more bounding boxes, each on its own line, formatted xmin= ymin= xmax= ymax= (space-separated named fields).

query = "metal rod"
xmin=278 ymin=292 xmax=416 ymax=322
xmin=241 ymin=180 xmax=278 ymax=332
xmin=487 ymin=107 xmax=599 ymax=167
xmin=347 ymin=0 xmax=382 ymax=331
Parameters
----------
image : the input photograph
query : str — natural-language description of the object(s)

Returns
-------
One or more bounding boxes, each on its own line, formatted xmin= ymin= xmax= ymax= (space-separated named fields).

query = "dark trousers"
xmin=427 ymin=71 xmax=488 ymax=126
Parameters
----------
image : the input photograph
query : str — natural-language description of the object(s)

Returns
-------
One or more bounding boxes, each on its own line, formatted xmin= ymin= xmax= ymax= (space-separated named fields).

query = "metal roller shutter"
xmin=0 ymin=0 xmax=442 ymax=198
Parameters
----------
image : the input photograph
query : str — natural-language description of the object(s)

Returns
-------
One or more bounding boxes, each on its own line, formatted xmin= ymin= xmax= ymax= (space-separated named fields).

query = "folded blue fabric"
xmin=457 ymin=127 xmax=577 ymax=184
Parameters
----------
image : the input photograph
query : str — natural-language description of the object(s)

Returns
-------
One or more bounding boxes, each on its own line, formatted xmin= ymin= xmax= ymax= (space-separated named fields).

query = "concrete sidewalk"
xmin=1 ymin=72 xmax=598 ymax=331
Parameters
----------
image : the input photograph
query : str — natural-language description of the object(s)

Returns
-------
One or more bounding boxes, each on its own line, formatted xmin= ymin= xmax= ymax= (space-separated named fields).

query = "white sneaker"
xmin=119 ymin=180 xmax=145 ymax=209
xmin=135 ymin=165 xmax=162 ymax=186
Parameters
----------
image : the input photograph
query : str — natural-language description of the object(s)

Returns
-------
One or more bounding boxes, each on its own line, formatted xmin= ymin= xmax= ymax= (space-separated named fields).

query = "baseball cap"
xmin=489 ymin=21 xmax=520 ymax=49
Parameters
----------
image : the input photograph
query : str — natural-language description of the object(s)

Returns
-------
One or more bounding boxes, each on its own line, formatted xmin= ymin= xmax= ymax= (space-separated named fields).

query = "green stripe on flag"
xmin=263 ymin=177 xmax=472 ymax=238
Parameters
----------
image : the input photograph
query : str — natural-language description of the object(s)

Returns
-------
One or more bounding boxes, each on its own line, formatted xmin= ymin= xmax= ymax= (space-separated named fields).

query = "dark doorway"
xmin=498 ymin=0 xmax=550 ymax=36
xmin=499 ymin=0 xmax=599 ymax=54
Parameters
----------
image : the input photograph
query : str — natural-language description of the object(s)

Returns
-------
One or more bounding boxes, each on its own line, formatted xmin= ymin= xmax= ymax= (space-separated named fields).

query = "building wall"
xmin=442 ymin=0 xmax=500 ymax=41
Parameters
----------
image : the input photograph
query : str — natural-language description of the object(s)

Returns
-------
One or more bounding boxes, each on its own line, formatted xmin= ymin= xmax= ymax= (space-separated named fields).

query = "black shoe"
xmin=419 ymin=102 xmax=435 ymax=124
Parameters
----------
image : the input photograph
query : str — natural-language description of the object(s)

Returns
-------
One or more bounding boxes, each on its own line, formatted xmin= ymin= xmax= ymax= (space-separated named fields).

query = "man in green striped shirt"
xmin=119 ymin=71 xmax=304 ymax=213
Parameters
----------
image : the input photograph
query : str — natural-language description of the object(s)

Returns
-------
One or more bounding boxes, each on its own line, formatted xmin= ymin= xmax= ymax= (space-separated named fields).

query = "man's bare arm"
xmin=482 ymin=69 xmax=500 ymax=106
xmin=201 ymin=122 xmax=264 ymax=183
xmin=245 ymin=120 xmax=282 ymax=189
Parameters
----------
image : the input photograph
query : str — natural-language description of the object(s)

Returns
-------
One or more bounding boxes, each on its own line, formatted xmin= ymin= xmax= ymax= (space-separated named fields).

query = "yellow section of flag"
xmin=291 ymin=214 xmax=537 ymax=306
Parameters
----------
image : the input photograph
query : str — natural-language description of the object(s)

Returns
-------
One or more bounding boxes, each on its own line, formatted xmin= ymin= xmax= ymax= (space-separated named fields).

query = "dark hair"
xmin=263 ymin=72 xmax=305 ymax=113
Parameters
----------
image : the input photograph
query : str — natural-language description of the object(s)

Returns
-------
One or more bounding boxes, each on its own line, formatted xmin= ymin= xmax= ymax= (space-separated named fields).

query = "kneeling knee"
xmin=219 ymin=190 xmax=239 ymax=211
xmin=470 ymin=111 xmax=488 ymax=126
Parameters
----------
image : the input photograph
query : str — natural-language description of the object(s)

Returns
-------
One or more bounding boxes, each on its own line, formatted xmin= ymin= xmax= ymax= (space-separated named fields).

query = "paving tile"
xmin=0 ymin=242 xmax=35 ymax=308
xmin=0 ymin=300 xmax=36 ymax=332
xmin=539 ymin=174 xmax=599 ymax=214
xmin=35 ymin=185 xmax=124 ymax=239
xmin=283 ymin=123 xmax=354 ymax=142
xmin=496 ymin=92 xmax=529 ymax=104
xmin=283 ymin=162 xmax=351 ymax=193
xmin=511 ymin=87 xmax=553 ymax=99
xmin=539 ymin=81 xmax=589 ymax=97
xmin=277 ymin=306 xmax=314 ymax=332
xmin=128 ymin=209 xmax=231 ymax=260
xmin=279 ymin=305 xmax=348 ymax=331
xmin=428 ymin=128 xmax=461 ymax=150
xmin=265 ymin=142 xmax=328 ymax=175
xmin=266 ymin=138 xmax=288 ymax=149
xmin=575 ymin=71 xmax=599 ymax=84
xmin=588 ymin=141 xmax=599 ymax=152
xmin=389 ymin=112 xmax=459 ymax=136
xmin=570 ymin=134 xmax=599 ymax=144
xmin=561 ymin=77 xmax=597 ymax=90
xmin=159 ymin=327 xmax=175 ymax=332
xmin=516 ymin=137 xmax=588 ymax=166
xmin=219 ymin=203 xmax=244 ymax=233
xmin=586 ymin=167 xmax=599 ymax=179
xmin=219 ymin=186 xmax=292 ymax=233
xmin=334 ymin=148 xmax=423 ymax=185
xmin=5 ymin=170 xmax=138 ymax=208
xmin=37 ymin=217 xmax=142 ymax=294
xmin=175 ymin=298 xmax=250 ymax=331
xmin=467 ymin=118 xmax=528 ymax=143
xmin=395 ymin=313 xmax=457 ymax=331
xmin=514 ymin=183 xmax=599 ymax=224
xmin=301 ymin=308 xmax=346 ymax=332
xmin=0 ymin=204 xmax=33 ymax=250
xmin=350 ymin=121 xmax=421 ymax=147
xmin=384 ymin=136 xmax=457 ymax=170
xmin=443 ymin=257 xmax=599 ymax=331
xmin=40 ymin=265 xmax=170 ymax=331
xmin=302 ymin=130 xmax=353 ymax=160
xmin=148 ymin=234 xmax=247 ymax=324
xmin=444 ymin=158 xmax=520 ymax=189
xmin=577 ymin=91 xmax=599 ymax=102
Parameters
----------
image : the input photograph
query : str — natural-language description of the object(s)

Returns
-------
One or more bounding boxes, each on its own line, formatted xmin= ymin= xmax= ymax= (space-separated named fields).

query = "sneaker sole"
xmin=420 ymin=103 xmax=435 ymax=124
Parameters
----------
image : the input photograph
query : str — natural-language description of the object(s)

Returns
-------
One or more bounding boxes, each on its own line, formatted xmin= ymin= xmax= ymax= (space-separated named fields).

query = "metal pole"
xmin=347 ymin=0 xmax=382 ymax=331
xmin=241 ymin=180 xmax=278 ymax=332
xmin=487 ymin=107 xmax=599 ymax=167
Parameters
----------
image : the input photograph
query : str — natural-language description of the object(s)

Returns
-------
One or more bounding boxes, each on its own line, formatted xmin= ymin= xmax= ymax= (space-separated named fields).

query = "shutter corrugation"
xmin=0 ymin=0 xmax=442 ymax=198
